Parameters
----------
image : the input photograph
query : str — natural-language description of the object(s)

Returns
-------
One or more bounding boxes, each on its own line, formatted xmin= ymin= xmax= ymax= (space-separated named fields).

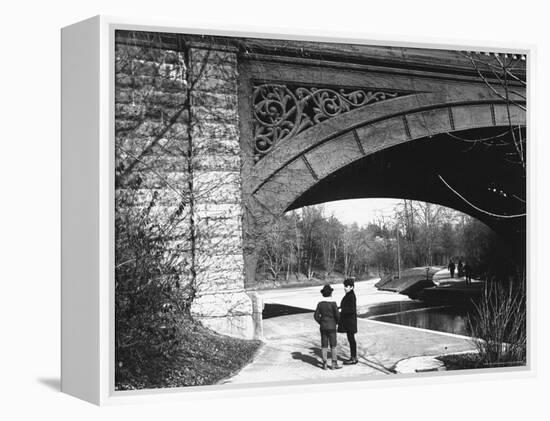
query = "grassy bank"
xmin=116 ymin=317 xmax=261 ymax=390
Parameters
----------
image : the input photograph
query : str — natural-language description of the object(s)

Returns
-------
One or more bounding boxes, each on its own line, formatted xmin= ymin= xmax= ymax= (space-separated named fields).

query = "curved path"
xmin=224 ymin=279 xmax=477 ymax=385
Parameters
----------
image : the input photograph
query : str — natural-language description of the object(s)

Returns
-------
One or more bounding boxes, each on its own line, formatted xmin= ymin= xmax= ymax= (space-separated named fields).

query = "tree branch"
xmin=438 ymin=174 xmax=525 ymax=219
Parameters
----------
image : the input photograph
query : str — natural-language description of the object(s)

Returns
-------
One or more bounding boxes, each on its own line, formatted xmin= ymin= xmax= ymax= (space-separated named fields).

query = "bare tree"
xmin=319 ymin=214 xmax=343 ymax=276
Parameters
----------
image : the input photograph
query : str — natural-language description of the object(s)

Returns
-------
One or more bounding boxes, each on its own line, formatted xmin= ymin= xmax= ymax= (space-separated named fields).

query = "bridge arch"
xmin=113 ymin=31 xmax=527 ymax=340
xmin=249 ymin=92 xmax=525 ymax=218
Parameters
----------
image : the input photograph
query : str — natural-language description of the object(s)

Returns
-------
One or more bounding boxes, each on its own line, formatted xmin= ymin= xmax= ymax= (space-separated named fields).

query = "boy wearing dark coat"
xmin=338 ymin=278 xmax=358 ymax=364
xmin=314 ymin=284 xmax=342 ymax=370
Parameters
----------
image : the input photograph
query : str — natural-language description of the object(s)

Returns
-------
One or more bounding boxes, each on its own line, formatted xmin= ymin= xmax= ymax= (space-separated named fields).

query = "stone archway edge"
xmin=250 ymin=91 xmax=526 ymax=197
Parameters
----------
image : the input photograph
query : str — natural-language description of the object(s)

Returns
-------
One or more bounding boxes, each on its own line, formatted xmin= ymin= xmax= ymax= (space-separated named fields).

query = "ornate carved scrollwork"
xmin=252 ymin=83 xmax=406 ymax=161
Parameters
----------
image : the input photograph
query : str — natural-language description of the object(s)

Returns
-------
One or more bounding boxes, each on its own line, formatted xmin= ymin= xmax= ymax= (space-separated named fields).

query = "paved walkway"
xmin=223 ymin=312 xmax=477 ymax=385
xmin=432 ymin=268 xmax=482 ymax=286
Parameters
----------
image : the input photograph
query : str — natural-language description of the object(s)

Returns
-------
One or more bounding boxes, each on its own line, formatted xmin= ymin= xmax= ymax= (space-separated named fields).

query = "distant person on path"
xmin=457 ymin=260 xmax=464 ymax=278
xmin=314 ymin=284 xmax=342 ymax=370
xmin=338 ymin=278 xmax=358 ymax=365
xmin=448 ymin=259 xmax=456 ymax=278
xmin=463 ymin=262 xmax=472 ymax=284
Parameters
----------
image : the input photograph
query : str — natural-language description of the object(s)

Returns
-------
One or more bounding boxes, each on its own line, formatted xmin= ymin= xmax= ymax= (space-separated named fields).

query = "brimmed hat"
xmin=320 ymin=284 xmax=334 ymax=297
xmin=343 ymin=277 xmax=355 ymax=287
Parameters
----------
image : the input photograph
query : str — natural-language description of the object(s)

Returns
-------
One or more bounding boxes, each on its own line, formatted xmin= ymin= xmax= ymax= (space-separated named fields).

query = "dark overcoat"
xmin=338 ymin=290 xmax=357 ymax=333
xmin=314 ymin=301 xmax=340 ymax=331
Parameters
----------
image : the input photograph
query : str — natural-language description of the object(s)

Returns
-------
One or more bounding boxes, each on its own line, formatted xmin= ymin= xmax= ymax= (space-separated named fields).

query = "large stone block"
xmin=161 ymin=122 xmax=191 ymax=140
xmin=191 ymin=105 xmax=239 ymax=123
xmin=115 ymin=120 xmax=165 ymax=138
xmin=115 ymin=188 xmax=188 ymax=208
xmin=193 ymin=121 xmax=239 ymax=141
xmin=195 ymin=253 xmax=244 ymax=273
xmin=192 ymin=77 xmax=238 ymax=95
xmin=198 ymin=62 xmax=238 ymax=81
xmin=115 ymin=84 xmax=186 ymax=103
xmin=115 ymin=74 xmax=156 ymax=89
xmin=195 ymin=313 xmax=255 ymax=340
xmin=190 ymin=290 xmax=252 ymax=318
xmin=116 ymin=139 xmax=188 ymax=167
xmin=253 ymin=157 xmax=315 ymax=214
xmin=406 ymin=107 xmax=453 ymax=139
xmin=195 ymin=234 xmax=244 ymax=256
xmin=195 ymin=203 xmax=243 ymax=219
xmin=451 ymin=104 xmax=493 ymax=131
xmin=193 ymin=137 xmax=240 ymax=156
xmin=115 ymin=103 xmax=147 ymax=120
xmin=193 ymin=154 xmax=241 ymax=171
xmin=115 ymin=74 xmax=186 ymax=92
xmin=196 ymin=215 xmax=242 ymax=237
xmin=127 ymin=59 xmax=164 ymax=77
xmin=115 ymin=119 xmax=142 ymax=133
xmin=165 ymin=240 xmax=193 ymax=257
xmin=116 ymin=133 xmax=188 ymax=165
xmin=138 ymin=155 xmax=188 ymax=173
xmin=305 ymin=131 xmax=362 ymax=179
xmin=191 ymin=51 xmax=238 ymax=81
xmin=356 ymin=117 xmax=409 ymax=154
xmin=194 ymin=171 xmax=241 ymax=203
xmin=192 ymin=49 xmax=238 ymax=65
xmin=146 ymin=206 xmax=191 ymax=229
xmin=195 ymin=270 xmax=245 ymax=292
xmin=192 ymin=91 xmax=238 ymax=110
xmin=115 ymin=102 xmax=187 ymax=122
xmin=115 ymin=44 xmax=181 ymax=66
xmin=117 ymin=169 xmax=190 ymax=189
xmin=493 ymin=103 xmax=526 ymax=126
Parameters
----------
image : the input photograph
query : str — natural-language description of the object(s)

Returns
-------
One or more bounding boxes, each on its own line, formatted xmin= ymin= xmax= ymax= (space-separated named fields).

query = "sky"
xmin=317 ymin=198 xmax=402 ymax=227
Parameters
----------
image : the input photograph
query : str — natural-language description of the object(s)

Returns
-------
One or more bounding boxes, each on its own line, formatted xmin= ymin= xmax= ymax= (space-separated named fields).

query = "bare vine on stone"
xmin=115 ymin=31 xmax=254 ymax=389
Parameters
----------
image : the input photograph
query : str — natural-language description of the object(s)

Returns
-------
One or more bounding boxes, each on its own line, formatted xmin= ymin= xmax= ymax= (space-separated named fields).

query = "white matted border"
xmin=62 ymin=14 xmax=536 ymax=405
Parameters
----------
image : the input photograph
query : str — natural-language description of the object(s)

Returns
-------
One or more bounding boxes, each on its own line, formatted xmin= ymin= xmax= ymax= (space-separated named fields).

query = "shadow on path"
xmin=358 ymin=357 xmax=394 ymax=374
xmin=291 ymin=347 xmax=323 ymax=368
xmin=290 ymin=347 xmax=392 ymax=373
xmin=263 ymin=304 xmax=313 ymax=319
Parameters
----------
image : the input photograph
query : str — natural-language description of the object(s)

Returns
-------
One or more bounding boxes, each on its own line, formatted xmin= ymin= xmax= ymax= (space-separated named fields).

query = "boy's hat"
xmin=320 ymin=284 xmax=334 ymax=296
xmin=343 ymin=277 xmax=355 ymax=287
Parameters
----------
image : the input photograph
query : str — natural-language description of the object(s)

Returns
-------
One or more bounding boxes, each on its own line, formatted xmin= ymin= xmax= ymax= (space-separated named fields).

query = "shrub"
xmin=467 ymin=273 xmax=526 ymax=368
xmin=115 ymin=187 xmax=192 ymax=388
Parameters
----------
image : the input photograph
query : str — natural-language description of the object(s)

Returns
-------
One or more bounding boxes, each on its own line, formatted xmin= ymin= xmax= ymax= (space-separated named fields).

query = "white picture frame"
xmin=61 ymin=15 xmax=533 ymax=406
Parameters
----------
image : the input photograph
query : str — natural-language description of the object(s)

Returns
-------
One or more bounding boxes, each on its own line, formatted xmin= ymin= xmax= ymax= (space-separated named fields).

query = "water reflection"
xmin=366 ymin=306 xmax=470 ymax=336
xmin=359 ymin=300 xmax=435 ymax=318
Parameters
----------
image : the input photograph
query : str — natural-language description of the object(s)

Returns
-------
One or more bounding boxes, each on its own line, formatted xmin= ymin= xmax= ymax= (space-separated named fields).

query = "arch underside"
xmin=250 ymin=93 xmax=526 ymax=235
xmin=289 ymin=126 xmax=526 ymax=234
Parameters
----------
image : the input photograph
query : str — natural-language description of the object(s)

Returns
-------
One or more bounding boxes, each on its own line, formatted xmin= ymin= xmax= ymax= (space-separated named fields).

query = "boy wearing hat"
xmin=338 ymin=278 xmax=358 ymax=365
xmin=314 ymin=284 xmax=342 ymax=370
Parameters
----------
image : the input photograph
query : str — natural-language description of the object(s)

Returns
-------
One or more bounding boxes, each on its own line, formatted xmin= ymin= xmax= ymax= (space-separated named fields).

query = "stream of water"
xmin=362 ymin=304 xmax=471 ymax=336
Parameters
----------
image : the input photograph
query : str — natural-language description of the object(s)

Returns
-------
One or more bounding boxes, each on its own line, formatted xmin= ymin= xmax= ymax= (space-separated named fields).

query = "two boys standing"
xmin=313 ymin=278 xmax=358 ymax=370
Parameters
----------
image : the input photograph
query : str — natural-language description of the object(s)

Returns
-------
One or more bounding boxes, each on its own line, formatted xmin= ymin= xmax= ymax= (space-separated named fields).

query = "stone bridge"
xmin=115 ymin=31 xmax=526 ymax=339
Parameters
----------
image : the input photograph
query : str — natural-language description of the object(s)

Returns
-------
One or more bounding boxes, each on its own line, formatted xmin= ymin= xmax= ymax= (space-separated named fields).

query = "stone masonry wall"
xmin=115 ymin=35 xmax=192 ymax=297
xmin=114 ymin=32 xmax=254 ymax=339
xmin=187 ymin=47 xmax=254 ymax=338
